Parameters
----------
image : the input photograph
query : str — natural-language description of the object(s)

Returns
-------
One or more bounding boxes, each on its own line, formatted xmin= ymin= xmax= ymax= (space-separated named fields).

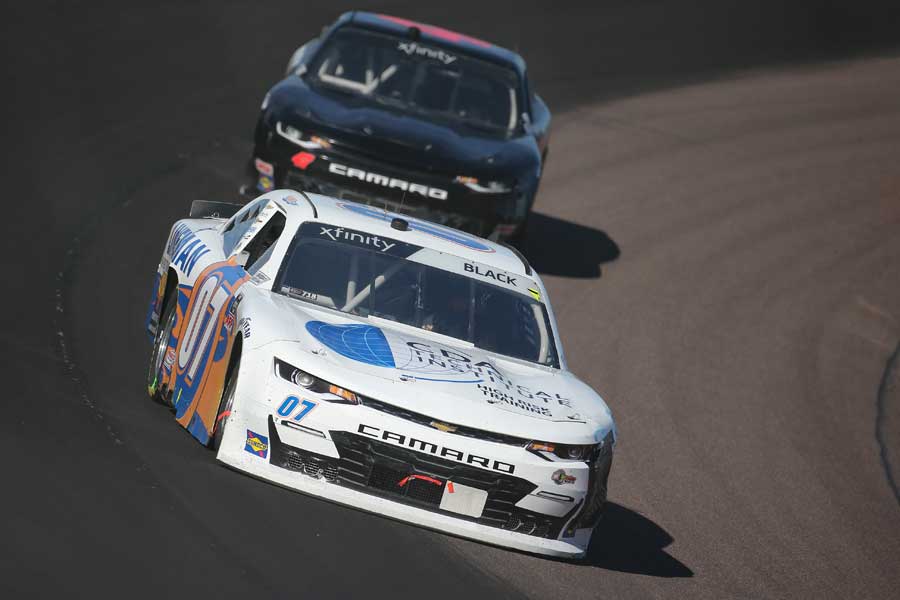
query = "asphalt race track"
xmin=3 ymin=2 xmax=900 ymax=598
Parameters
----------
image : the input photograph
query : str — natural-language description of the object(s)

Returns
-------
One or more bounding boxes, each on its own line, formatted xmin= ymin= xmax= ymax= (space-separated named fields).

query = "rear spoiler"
xmin=189 ymin=200 xmax=244 ymax=220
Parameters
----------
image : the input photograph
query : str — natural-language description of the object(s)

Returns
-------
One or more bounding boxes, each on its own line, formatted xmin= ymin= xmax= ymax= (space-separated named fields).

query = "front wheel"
xmin=211 ymin=352 xmax=240 ymax=450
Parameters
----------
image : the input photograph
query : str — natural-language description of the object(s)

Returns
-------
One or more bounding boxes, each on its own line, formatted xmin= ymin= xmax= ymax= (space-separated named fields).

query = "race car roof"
xmin=338 ymin=11 xmax=527 ymax=75
xmin=274 ymin=191 xmax=533 ymax=277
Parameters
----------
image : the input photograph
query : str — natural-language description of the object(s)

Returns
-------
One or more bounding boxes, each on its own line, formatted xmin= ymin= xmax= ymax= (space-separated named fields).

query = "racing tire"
xmin=211 ymin=350 xmax=240 ymax=451
xmin=147 ymin=296 xmax=177 ymax=406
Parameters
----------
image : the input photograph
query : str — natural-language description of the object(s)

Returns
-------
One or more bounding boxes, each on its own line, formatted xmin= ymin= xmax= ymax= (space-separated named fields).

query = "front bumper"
xmin=216 ymin=361 xmax=611 ymax=558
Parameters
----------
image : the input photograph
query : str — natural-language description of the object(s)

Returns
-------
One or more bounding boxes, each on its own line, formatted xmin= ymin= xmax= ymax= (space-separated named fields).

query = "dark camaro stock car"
xmin=248 ymin=12 xmax=551 ymax=241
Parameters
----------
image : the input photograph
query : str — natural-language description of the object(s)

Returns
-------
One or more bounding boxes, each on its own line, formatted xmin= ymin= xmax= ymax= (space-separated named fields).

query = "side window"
xmin=245 ymin=212 xmax=287 ymax=274
xmin=222 ymin=199 xmax=264 ymax=255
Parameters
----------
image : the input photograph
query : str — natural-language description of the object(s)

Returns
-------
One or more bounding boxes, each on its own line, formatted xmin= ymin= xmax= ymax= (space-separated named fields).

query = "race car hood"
xmin=242 ymin=288 xmax=613 ymax=443
xmin=267 ymin=77 xmax=539 ymax=178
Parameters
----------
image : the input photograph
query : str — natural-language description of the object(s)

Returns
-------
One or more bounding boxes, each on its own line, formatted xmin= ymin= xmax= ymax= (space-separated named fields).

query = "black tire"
xmin=147 ymin=297 xmax=176 ymax=405
xmin=211 ymin=351 xmax=240 ymax=451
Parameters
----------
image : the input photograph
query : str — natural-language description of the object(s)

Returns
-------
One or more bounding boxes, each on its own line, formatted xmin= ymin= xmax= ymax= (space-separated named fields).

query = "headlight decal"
xmin=273 ymin=357 xmax=359 ymax=404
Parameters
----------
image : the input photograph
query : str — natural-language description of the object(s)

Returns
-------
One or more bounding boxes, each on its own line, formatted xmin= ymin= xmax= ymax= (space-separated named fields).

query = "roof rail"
xmin=501 ymin=242 xmax=532 ymax=276
xmin=298 ymin=190 xmax=318 ymax=218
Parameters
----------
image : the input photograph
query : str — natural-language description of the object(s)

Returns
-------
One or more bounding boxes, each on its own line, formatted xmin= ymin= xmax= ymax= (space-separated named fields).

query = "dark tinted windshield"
xmin=307 ymin=27 xmax=521 ymax=134
xmin=275 ymin=225 xmax=557 ymax=367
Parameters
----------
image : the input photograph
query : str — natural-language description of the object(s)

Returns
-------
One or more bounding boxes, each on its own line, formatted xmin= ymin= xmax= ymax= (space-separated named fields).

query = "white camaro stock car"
xmin=144 ymin=189 xmax=616 ymax=558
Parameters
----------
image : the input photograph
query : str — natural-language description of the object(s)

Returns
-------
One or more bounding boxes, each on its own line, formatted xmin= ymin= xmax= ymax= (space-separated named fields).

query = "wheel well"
xmin=224 ymin=333 xmax=243 ymax=389
xmin=158 ymin=267 xmax=179 ymax=320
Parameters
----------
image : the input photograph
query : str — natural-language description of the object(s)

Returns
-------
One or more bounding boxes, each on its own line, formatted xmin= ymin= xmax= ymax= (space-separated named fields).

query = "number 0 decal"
xmin=277 ymin=395 xmax=317 ymax=422
xmin=178 ymin=274 xmax=230 ymax=381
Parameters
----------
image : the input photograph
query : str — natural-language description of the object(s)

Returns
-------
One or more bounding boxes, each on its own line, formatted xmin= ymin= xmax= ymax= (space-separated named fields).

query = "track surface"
xmin=3 ymin=2 xmax=900 ymax=598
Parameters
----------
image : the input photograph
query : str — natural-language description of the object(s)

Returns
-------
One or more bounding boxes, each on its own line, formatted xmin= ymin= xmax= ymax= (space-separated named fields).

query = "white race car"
xmin=145 ymin=190 xmax=616 ymax=558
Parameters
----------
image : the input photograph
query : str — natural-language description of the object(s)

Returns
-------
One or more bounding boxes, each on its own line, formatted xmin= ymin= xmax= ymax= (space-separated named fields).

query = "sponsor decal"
xmin=305 ymin=322 xmax=574 ymax=416
xmin=166 ymin=223 xmax=211 ymax=278
xmin=227 ymin=292 xmax=243 ymax=319
xmin=223 ymin=313 xmax=235 ymax=334
xmin=396 ymin=41 xmax=457 ymax=65
xmin=282 ymin=195 xmax=299 ymax=206
xmin=254 ymin=158 xmax=274 ymax=176
xmin=528 ymin=287 xmax=541 ymax=301
xmin=257 ymin=174 xmax=274 ymax=192
xmin=477 ymin=383 xmax=570 ymax=407
xmin=238 ymin=317 xmax=251 ymax=339
xmin=281 ymin=286 xmax=317 ymax=301
xmin=551 ymin=469 xmax=577 ymax=485
xmin=359 ymin=424 xmax=514 ymax=474
xmin=245 ymin=430 xmax=269 ymax=458
xmin=306 ymin=322 xmax=548 ymax=391
xmin=328 ymin=162 xmax=448 ymax=200
xmin=250 ymin=271 xmax=270 ymax=285
xmin=464 ymin=263 xmax=518 ymax=287
xmin=478 ymin=384 xmax=552 ymax=417
xmin=318 ymin=226 xmax=396 ymax=252
xmin=338 ymin=202 xmax=494 ymax=253
xmin=163 ymin=347 xmax=176 ymax=371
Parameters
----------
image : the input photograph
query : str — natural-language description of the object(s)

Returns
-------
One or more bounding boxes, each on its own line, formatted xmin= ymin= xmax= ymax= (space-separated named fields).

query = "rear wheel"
xmin=211 ymin=352 xmax=240 ymax=450
xmin=147 ymin=297 xmax=176 ymax=405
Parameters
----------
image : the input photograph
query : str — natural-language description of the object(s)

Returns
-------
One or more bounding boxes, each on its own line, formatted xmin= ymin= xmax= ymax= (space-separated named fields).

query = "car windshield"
xmin=274 ymin=225 xmax=558 ymax=367
xmin=306 ymin=27 xmax=521 ymax=134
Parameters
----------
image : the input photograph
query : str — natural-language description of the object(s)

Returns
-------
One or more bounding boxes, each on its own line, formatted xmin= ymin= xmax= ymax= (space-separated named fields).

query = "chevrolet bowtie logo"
xmin=429 ymin=420 xmax=458 ymax=433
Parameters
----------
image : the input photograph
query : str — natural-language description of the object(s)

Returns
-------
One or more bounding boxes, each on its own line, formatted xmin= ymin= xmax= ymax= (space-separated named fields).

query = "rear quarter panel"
xmin=146 ymin=218 xmax=251 ymax=444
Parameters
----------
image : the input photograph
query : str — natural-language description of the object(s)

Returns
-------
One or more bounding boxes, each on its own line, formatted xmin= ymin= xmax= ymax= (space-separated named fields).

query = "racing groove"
xmin=3 ymin=1 xmax=900 ymax=599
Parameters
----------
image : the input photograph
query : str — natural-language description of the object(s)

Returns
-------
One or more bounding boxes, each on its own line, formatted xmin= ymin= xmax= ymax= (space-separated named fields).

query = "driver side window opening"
xmin=222 ymin=199 xmax=265 ymax=255
xmin=245 ymin=211 xmax=287 ymax=274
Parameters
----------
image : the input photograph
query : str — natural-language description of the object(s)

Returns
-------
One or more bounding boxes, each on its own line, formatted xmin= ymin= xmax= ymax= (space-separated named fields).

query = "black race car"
xmin=247 ymin=12 xmax=551 ymax=241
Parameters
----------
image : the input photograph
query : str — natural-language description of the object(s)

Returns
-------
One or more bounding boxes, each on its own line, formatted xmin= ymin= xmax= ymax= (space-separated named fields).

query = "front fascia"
xmin=215 ymin=343 xmax=598 ymax=555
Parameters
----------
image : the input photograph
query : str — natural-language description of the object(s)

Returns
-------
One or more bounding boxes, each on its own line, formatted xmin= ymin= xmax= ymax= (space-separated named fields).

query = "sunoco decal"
xmin=245 ymin=430 xmax=269 ymax=458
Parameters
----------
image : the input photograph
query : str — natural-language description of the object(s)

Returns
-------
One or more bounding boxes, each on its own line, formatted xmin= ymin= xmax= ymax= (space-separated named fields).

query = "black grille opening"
xmin=404 ymin=477 xmax=445 ymax=506
xmin=268 ymin=417 xmax=341 ymax=483
xmin=369 ymin=463 xmax=407 ymax=495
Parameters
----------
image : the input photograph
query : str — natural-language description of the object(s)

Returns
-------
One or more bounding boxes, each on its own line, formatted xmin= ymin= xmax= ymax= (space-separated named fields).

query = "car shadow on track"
xmin=518 ymin=212 xmax=621 ymax=278
xmin=579 ymin=502 xmax=693 ymax=577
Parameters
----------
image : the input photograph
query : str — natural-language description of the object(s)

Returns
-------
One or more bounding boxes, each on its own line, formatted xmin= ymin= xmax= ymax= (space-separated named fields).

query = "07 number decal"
xmin=277 ymin=395 xmax=317 ymax=422
xmin=178 ymin=274 xmax=229 ymax=382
